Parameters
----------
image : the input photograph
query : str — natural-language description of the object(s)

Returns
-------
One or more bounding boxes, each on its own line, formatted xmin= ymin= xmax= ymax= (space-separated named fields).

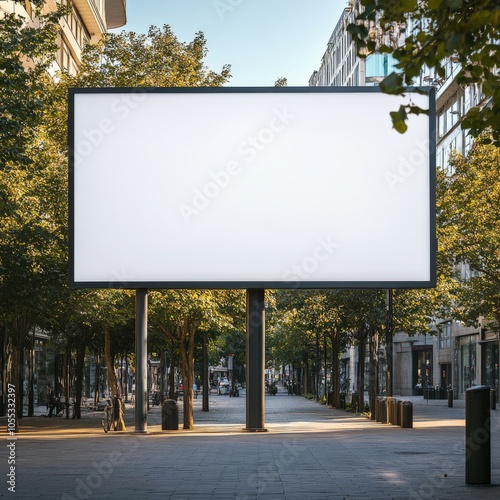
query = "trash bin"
xmin=162 ymin=399 xmax=179 ymax=430
xmin=327 ymin=391 xmax=333 ymax=406
xmin=401 ymin=401 xmax=413 ymax=428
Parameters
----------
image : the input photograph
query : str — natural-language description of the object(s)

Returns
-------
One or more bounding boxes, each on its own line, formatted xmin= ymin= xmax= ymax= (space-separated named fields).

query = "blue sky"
xmin=113 ymin=0 xmax=347 ymax=87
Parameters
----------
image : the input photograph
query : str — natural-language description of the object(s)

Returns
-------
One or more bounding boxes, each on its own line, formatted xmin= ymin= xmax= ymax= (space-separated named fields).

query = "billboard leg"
xmin=135 ymin=289 xmax=148 ymax=433
xmin=202 ymin=332 xmax=209 ymax=411
xmin=245 ymin=289 xmax=267 ymax=432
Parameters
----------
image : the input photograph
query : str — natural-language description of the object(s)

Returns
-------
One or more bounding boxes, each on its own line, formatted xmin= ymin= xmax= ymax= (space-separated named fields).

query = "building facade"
xmin=0 ymin=0 xmax=126 ymax=75
xmin=309 ymin=0 xmax=499 ymax=400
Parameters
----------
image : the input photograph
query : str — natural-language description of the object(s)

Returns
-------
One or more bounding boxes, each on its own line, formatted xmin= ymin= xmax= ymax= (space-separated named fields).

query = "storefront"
xmin=481 ymin=335 xmax=499 ymax=402
xmin=459 ymin=334 xmax=478 ymax=394
xmin=412 ymin=346 xmax=433 ymax=396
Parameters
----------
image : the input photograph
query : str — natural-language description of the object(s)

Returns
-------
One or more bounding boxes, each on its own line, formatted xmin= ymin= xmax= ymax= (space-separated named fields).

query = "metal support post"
xmin=135 ymin=289 xmax=148 ymax=433
xmin=245 ymin=289 xmax=267 ymax=432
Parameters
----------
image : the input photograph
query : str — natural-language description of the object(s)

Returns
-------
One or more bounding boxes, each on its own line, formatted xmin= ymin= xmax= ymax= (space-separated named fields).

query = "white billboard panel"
xmin=69 ymin=87 xmax=435 ymax=288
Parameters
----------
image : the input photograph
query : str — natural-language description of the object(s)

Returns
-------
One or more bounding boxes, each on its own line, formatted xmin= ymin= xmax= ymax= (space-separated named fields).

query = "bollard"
xmin=395 ymin=400 xmax=402 ymax=426
xmin=448 ymin=388 xmax=453 ymax=408
xmin=379 ymin=397 xmax=387 ymax=423
xmin=400 ymin=401 xmax=413 ymax=428
xmin=161 ymin=399 xmax=179 ymax=430
xmin=392 ymin=399 xmax=400 ymax=425
xmin=386 ymin=397 xmax=394 ymax=424
xmin=371 ymin=397 xmax=377 ymax=421
xmin=491 ymin=389 xmax=496 ymax=411
xmin=374 ymin=396 xmax=381 ymax=422
xmin=465 ymin=386 xmax=490 ymax=485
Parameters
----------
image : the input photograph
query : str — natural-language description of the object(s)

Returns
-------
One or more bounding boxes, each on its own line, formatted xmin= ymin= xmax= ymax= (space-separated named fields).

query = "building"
xmin=0 ymin=0 xmax=126 ymax=75
xmin=309 ymin=0 xmax=499 ymax=401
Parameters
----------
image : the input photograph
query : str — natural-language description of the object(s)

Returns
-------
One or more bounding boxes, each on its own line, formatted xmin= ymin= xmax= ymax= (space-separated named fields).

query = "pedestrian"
xmin=47 ymin=390 xmax=56 ymax=417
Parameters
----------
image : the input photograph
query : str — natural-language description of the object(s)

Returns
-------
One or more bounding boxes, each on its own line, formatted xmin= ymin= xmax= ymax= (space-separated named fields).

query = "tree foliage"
xmin=348 ymin=0 xmax=500 ymax=143
xmin=67 ymin=25 xmax=231 ymax=88
xmin=0 ymin=1 xmax=67 ymax=423
xmin=437 ymin=138 xmax=500 ymax=326
xmin=0 ymin=1 xmax=65 ymax=169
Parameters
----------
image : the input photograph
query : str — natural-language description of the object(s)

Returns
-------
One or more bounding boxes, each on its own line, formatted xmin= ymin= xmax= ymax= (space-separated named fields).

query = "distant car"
xmin=218 ymin=380 xmax=230 ymax=395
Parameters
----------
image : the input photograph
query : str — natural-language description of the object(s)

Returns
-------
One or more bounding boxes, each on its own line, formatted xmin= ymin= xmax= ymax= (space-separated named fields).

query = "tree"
xmin=0 ymin=1 xmax=66 ymax=169
xmin=63 ymin=25 xmax=231 ymax=88
xmin=149 ymin=290 xmax=242 ymax=429
xmin=437 ymin=138 xmax=500 ymax=327
xmin=0 ymin=0 xmax=67 ymax=424
xmin=44 ymin=23 xmax=232 ymax=427
xmin=348 ymin=0 xmax=500 ymax=142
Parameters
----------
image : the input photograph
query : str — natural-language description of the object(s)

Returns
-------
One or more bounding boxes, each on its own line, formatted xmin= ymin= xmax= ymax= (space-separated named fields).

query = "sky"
xmin=111 ymin=0 xmax=348 ymax=87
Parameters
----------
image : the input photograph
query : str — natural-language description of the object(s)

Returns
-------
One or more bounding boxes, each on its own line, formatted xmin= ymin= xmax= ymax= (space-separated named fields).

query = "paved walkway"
xmin=2 ymin=389 xmax=500 ymax=499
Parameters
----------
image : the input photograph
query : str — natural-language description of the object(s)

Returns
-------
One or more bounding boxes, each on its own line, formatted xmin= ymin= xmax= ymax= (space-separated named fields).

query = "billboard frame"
xmin=68 ymin=86 xmax=436 ymax=290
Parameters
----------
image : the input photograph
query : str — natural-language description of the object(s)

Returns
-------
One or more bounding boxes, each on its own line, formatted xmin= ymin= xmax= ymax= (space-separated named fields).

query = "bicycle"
xmin=102 ymin=396 xmax=124 ymax=432
xmin=102 ymin=400 xmax=115 ymax=433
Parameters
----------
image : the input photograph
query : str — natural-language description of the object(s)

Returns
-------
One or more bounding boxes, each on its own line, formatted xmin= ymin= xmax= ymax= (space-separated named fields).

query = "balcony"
xmin=72 ymin=0 xmax=106 ymax=40
xmin=105 ymin=0 xmax=126 ymax=29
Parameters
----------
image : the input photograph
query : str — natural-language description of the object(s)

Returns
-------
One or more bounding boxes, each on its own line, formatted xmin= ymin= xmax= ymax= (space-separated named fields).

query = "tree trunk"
xmin=303 ymin=358 xmax=309 ymax=394
xmin=28 ymin=328 xmax=35 ymax=416
xmin=1 ymin=327 xmax=8 ymax=417
xmin=368 ymin=328 xmax=378 ymax=420
xmin=331 ymin=329 xmax=340 ymax=408
xmin=11 ymin=317 xmax=30 ymax=430
xmin=65 ymin=345 xmax=71 ymax=419
xmin=73 ymin=339 xmax=86 ymax=419
xmin=159 ymin=349 xmax=166 ymax=404
xmin=103 ymin=325 xmax=126 ymax=431
xmin=169 ymin=354 xmax=175 ymax=400
xmin=94 ymin=353 xmax=101 ymax=408
xmin=179 ymin=323 xmax=196 ymax=429
xmin=11 ymin=330 xmax=21 ymax=431
xmin=356 ymin=332 xmax=367 ymax=412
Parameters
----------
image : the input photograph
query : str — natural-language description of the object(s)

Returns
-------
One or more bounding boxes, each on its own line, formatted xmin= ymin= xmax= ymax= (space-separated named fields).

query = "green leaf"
xmin=390 ymin=106 xmax=408 ymax=134
xmin=379 ymin=72 xmax=405 ymax=95
xmin=447 ymin=0 xmax=463 ymax=9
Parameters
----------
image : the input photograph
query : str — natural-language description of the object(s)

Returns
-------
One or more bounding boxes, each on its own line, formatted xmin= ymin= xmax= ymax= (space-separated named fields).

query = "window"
xmin=439 ymin=322 xmax=452 ymax=349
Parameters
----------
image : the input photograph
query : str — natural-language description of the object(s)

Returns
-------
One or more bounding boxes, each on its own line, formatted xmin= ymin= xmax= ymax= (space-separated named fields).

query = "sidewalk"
xmin=3 ymin=389 xmax=500 ymax=499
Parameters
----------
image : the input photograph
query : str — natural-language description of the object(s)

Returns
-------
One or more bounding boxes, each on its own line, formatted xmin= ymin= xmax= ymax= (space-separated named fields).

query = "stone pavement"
xmin=2 ymin=389 xmax=500 ymax=499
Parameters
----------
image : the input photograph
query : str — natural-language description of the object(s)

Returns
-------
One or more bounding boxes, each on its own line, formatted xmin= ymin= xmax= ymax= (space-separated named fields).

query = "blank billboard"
xmin=69 ymin=87 xmax=435 ymax=289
